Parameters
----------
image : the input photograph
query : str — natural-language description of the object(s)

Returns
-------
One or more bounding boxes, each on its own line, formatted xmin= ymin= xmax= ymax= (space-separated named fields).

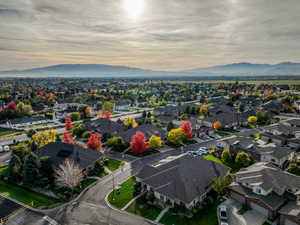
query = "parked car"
xmin=218 ymin=205 xmax=228 ymax=225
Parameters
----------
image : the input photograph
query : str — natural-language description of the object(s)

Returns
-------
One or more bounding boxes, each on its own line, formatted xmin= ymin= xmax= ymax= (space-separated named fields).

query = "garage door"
xmin=230 ymin=192 xmax=245 ymax=204
xmin=250 ymin=202 xmax=269 ymax=217
xmin=284 ymin=219 xmax=299 ymax=225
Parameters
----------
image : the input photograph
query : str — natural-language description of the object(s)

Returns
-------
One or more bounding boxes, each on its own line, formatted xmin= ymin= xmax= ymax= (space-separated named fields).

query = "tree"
xmin=199 ymin=104 xmax=208 ymax=115
xmin=123 ymin=117 xmax=138 ymax=128
xmin=71 ymin=112 xmax=81 ymax=121
xmin=167 ymin=128 xmax=186 ymax=146
xmin=142 ymin=110 xmax=147 ymax=118
xmin=130 ymin=131 xmax=148 ymax=154
xmin=55 ymin=159 xmax=84 ymax=196
xmin=39 ymin=156 xmax=54 ymax=187
xmin=17 ymin=102 xmax=25 ymax=111
xmin=247 ymin=116 xmax=257 ymax=124
xmin=63 ymin=132 xmax=73 ymax=144
xmin=84 ymin=106 xmax=94 ymax=118
xmin=102 ymin=110 xmax=112 ymax=120
xmin=7 ymin=102 xmax=18 ymax=111
xmin=73 ymin=124 xmax=85 ymax=137
xmin=256 ymin=111 xmax=270 ymax=125
xmin=87 ymin=132 xmax=103 ymax=151
xmin=212 ymin=176 xmax=232 ymax=196
xmin=7 ymin=154 xmax=22 ymax=182
xmin=22 ymin=152 xmax=41 ymax=187
xmin=31 ymin=130 xmax=57 ymax=148
xmin=213 ymin=121 xmax=222 ymax=130
xmin=235 ymin=152 xmax=251 ymax=168
xmin=23 ymin=104 xmax=33 ymax=115
xmin=65 ymin=117 xmax=73 ymax=131
xmin=221 ymin=149 xmax=232 ymax=164
xmin=148 ymin=135 xmax=162 ymax=149
xmin=107 ymin=137 xmax=128 ymax=152
xmin=102 ymin=101 xmax=114 ymax=113
xmin=181 ymin=121 xmax=193 ymax=139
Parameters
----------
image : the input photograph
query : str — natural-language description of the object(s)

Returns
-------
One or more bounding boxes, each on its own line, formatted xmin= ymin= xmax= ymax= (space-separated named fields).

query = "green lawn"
xmin=108 ymin=177 xmax=136 ymax=209
xmin=0 ymin=180 xmax=60 ymax=208
xmin=160 ymin=200 xmax=221 ymax=225
xmin=105 ymin=158 xmax=125 ymax=171
xmin=126 ymin=194 xmax=162 ymax=220
xmin=202 ymin=154 xmax=223 ymax=164
xmin=0 ymin=128 xmax=17 ymax=137
xmin=0 ymin=166 xmax=8 ymax=176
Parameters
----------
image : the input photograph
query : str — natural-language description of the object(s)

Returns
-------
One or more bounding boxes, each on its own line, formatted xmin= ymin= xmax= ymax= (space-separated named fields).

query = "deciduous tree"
xmin=213 ymin=121 xmax=222 ymax=130
xmin=124 ymin=117 xmax=138 ymax=128
xmin=167 ymin=128 xmax=186 ymax=146
xmin=130 ymin=131 xmax=148 ymax=154
xmin=148 ymin=135 xmax=162 ymax=149
xmin=181 ymin=121 xmax=193 ymax=139
xmin=65 ymin=117 xmax=73 ymax=130
xmin=63 ymin=132 xmax=74 ymax=144
xmin=87 ymin=132 xmax=103 ymax=151
xmin=235 ymin=152 xmax=251 ymax=167
xmin=31 ymin=130 xmax=57 ymax=148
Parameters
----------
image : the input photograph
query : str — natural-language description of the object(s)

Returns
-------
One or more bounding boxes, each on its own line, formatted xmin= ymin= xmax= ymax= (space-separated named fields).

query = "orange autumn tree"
xmin=130 ymin=131 xmax=148 ymax=154
xmin=63 ymin=132 xmax=73 ymax=144
xmin=87 ymin=132 xmax=103 ymax=151
xmin=213 ymin=121 xmax=222 ymax=130
xmin=102 ymin=110 xmax=112 ymax=120
xmin=181 ymin=121 xmax=193 ymax=139
xmin=65 ymin=117 xmax=73 ymax=131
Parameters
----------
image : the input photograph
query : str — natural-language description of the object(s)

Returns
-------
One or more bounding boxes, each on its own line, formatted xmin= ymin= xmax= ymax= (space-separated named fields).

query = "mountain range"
xmin=1 ymin=62 xmax=300 ymax=77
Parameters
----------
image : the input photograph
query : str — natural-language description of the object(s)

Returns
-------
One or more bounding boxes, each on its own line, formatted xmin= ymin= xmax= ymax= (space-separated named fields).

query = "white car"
xmin=219 ymin=205 xmax=228 ymax=225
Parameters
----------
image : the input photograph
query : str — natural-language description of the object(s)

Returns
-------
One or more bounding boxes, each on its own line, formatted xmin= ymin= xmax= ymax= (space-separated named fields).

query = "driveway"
xmin=221 ymin=199 xmax=267 ymax=225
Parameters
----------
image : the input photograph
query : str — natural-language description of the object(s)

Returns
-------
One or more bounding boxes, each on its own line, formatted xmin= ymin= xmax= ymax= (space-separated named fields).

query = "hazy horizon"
xmin=1 ymin=0 xmax=300 ymax=71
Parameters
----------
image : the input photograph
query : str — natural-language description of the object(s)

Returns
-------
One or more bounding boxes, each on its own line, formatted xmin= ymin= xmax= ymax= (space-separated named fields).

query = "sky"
xmin=0 ymin=0 xmax=300 ymax=71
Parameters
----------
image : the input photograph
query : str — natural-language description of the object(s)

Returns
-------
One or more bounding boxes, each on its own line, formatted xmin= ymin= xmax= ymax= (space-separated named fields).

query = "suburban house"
xmin=136 ymin=155 xmax=230 ymax=209
xmin=118 ymin=124 xmax=167 ymax=142
xmin=229 ymin=162 xmax=300 ymax=225
xmin=36 ymin=142 xmax=103 ymax=173
xmin=84 ymin=118 xmax=126 ymax=137
xmin=114 ymin=101 xmax=131 ymax=111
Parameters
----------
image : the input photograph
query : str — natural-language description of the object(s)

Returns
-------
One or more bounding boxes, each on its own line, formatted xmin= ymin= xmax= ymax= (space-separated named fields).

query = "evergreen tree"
xmin=22 ymin=152 xmax=41 ymax=187
xmin=7 ymin=154 xmax=22 ymax=182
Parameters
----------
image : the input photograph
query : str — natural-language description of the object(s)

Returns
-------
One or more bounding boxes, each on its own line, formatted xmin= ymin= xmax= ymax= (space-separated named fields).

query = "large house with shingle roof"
xmin=84 ymin=118 xmax=126 ymax=137
xmin=229 ymin=162 xmax=300 ymax=224
xmin=136 ymin=154 xmax=229 ymax=209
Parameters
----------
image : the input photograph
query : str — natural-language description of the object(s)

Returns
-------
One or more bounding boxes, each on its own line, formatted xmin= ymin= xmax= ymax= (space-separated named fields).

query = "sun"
xmin=123 ymin=0 xmax=145 ymax=19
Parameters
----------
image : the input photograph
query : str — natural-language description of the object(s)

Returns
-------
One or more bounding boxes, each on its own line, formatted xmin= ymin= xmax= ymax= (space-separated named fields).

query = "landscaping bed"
xmin=159 ymin=200 xmax=221 ymax=225
xmin=126 ymin=194 xmax=162 ymax=220
xmin=108 ymin=177 xmax=137 ymax=209
xmin=127 ymin=149 xmax=160 ymax=158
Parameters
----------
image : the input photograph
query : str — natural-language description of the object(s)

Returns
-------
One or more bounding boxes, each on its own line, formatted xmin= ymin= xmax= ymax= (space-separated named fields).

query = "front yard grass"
xmin=126 ymin=194 xmax=161 ymax=220
xmin=108 ymin=177 xmax=136 ymax=209
xmin=0 ymin=180 xmax=60 ymax=208
xmin=202 ymin=154 xmax=223 ymax=164
xmin=0 ymin=166 xmax=8 ymax=176
xmin=104 ymin=158 xmax=125 ymax=171
xmin=159 ymin=199 xmax=221 ymax=225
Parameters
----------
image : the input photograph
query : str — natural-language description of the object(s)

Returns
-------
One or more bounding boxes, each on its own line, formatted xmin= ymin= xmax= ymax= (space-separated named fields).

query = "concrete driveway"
xmin=221 ymin=199 xmax=267 ymax=225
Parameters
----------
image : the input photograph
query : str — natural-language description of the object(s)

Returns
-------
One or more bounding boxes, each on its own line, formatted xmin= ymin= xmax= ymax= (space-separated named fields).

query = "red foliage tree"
xmin=65 ymin=117 xmax=73 ymax=131
xmin=130 ymin=131 xmax=148 ymax=154
xmin=87 ymin=132 xmax=103 ymax=151
xmin=7 ymin=102 xmax=18 ymax=111
xmin=181 ymin=121 xmax=193 ymax=139
xmin=63 ymin=132 xmax=73 ymax=144
xmin=102 ymin=110 xmax=111 ymax=120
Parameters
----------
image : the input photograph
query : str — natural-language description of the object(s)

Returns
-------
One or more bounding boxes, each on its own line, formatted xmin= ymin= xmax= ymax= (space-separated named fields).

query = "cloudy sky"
xmin=0 ymin=0 xmax=300 ymax=71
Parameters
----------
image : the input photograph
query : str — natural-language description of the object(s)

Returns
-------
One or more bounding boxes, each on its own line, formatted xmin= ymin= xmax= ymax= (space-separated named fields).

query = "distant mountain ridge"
xmin=1 ymin=62 xmax=300 ymax=77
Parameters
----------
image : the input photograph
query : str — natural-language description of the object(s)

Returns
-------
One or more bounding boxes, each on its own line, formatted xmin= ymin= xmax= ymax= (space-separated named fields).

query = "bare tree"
xmin=55 ymin=159 xmax=84 ymax=196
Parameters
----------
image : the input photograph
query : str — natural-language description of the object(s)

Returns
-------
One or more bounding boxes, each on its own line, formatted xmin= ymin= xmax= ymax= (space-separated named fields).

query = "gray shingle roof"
xmin=36 ymin=142 xmax=103 ymax=169
xmin=84 ymin=118 xmax=126 ymax=135
xmin=136 ymin=155 xmax=229 ymax=204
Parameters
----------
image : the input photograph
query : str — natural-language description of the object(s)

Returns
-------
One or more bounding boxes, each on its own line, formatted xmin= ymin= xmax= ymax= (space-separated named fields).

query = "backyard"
xmin=0 ymin=180 xmax=61 ymax=208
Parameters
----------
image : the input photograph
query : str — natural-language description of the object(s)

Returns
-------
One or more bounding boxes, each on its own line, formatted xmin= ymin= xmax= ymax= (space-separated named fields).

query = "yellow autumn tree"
xmin=31 ymin=130 xmax=57 ymax=148
xmin=123 ymin=117 xmax=138 ymax=128
xmin=148 ymin=135 xmax=162 ymax=149
xmin=167 ymin=128 xmax=186 ymax=146
xmin=247 ymin=116 xmax=257 ymax=123
xmin=84 ymin=106 xmax=94 ymax=118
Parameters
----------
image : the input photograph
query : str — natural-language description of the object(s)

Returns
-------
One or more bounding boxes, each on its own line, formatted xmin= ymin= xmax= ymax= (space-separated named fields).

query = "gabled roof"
xmin=236 ymin=162 xmax=300 ymax=196
xmin=36 ymin=142 xmax=103 ymax=169
xmin=136 ymin=155 xmax=229 ymax=204
xmin=118 ymin=124 xmax=167 ymax=142
xmin=84 ymin=118 xmax=126 ymax=135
